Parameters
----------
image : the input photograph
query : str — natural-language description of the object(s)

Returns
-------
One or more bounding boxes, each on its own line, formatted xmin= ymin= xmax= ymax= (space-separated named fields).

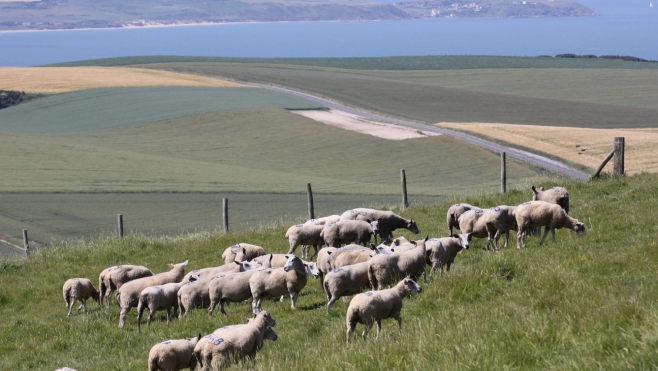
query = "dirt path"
xmin=292 ymin=109 xmax=439 ymax=140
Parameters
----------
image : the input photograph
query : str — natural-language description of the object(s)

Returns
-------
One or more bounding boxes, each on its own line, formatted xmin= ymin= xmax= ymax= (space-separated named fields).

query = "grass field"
xmin=436 ymin=123 xmax=658 ymax=176
xmin=0 ymin=67 xmax=243 ymax=93
xmin=0 ymin=174 xmax=656 ymax=370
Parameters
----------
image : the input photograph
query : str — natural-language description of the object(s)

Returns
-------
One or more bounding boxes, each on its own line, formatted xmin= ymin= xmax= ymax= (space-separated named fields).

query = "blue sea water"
xmin=0 ymin=0 xmax=656 ymax=66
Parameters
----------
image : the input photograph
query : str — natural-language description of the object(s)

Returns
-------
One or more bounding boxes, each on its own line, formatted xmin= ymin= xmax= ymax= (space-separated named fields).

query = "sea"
xmin=0 ymin=0 xmax=656 ymax=66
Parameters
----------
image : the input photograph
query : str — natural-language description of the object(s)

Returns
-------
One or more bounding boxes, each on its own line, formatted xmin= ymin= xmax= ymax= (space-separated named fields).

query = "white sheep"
xmin=62 ymin=278 xmax=101 ymax=317
xmin=321 ymin=220 xmax=379 ymax=247
xmin=117 ymin=260 xmax=189 ymax=328
xmin=316 ymin=247 xmax=339 ymax=291
xmin=193 ymin=310 xmax=276 ymax=371
xmin=425 ymin=234 xmax=472 ymax=275
xmin=148 ymin=335 xmax=201 ymax=371
xmin=221 ymin=243 xmax=266 ymax=264
xmin=207 ymin=267 xmax=269 ymax=316
xmin=346 ymin=278 xmax=422 ymax=343
xmin=249 ymin=255 xmax=311 ymax=313
xmin=137 ymin=281 xmax=191 ymax=332
xmin=389 ymin=237 xmax=418 ymax=253
xmin=181 ymin=260 xmax=258 ymax=284
xmin=458 ymin=208 xmax=492 ymax=248
xmin=367 ymin=237 xmax=428 ymax=290
xmin=326 ymin=244 xmax=370 ymax=269
xmin=446 ymin=203 xmax=482 ymax=236
xmin=98 ymin=264 xmax=153 ymax=308
xmin=285 ymin=223 xmax=324 ymax=259
xmin=515 ymin=200 xmax=585 ymax=249
xmin=482 ymin=205 xmax=517 ymax=250
xmin=341 ymin=208 xmax=419 ymax=243
xmin=324 ymin=261 xmax=372 ymax=311
xmin=532 ymin=185 xmax=570 ymax=213
xmin=304 ymin=214 xmax=340 ymax=226
xmin=332 ymin=249 xmax=376 ymax=269
xmin=54 ymin=368 xmax=78 ymax=371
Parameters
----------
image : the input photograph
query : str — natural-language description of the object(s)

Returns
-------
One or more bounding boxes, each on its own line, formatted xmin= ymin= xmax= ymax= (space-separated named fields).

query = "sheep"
xmin=327 ymin=244 xmax=370 ymax=269
xmin=482 ymin=205 xmax=517 ymax=250
xmin=55 ymin=368 xmax=78 ymax=371
xmin=425 ymin=234 xmax=472 ymax=275
xmin=117 ymin=260 xmax=188 ymax=328
xmin=304 ymin=214 xmax=341 ymax=226
xmin=367 ymin=237 xmax=428 ymax=290
xmin=285 ymin=223 xmax=324 ymax=260
xmin=346 ymin=278 xmax=422 ymax=343
xmin=148 ymin=335 xmax=201 ymax=371
xmin=532 ymin=185 xmax=570 ymax=214
xmin=333 ymin=249 xmax=375 ymax=268
xmin=458 ymin=208 xmax=492 ymax=248
xmin=514 ymin=200 xmax=585 ymax=249
xmin=324 ymin=261 xmax=372 ymax=311
xmin=221 ymin=243 xmax=266 ymax=264
xmin=249 ymin=255 xmax=311 ymax=313
xmin=62 ymin=278 xmax=101 ymax=317
xmin=389 ymin=237 xmax=417 ymax=253
xmin=207 ymin=267 xmax=269 ymax=317
xmin=98 ymin=264 xmax=153 ymax=308
xmin=320 ymin=220 xmax=379 ymax=248
xmin=182 ymin=260 xmax=258 ymax=284
xmin=194 ymin=310 xmax=276 ymax=371
xmin=137 ymin=280 xmax=193 ymax=332
xmin=316 ymin=247 xmax=339 ymax=291
xmin=446 ymin=203 xmax=482 ymax=236
xmin=341 ymin=208 xmax=419 ymax=243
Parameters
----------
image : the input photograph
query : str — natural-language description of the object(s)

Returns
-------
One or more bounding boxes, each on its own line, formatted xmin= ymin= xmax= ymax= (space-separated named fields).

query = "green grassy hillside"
xmin=0 ymin=174 xmax=656 ymax=370
xmin=0 ymin=87 xmax=322 ymax=133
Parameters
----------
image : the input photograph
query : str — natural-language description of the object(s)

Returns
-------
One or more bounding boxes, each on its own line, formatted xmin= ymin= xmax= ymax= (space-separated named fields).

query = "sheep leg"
xmin=78 ymin=299 xmax=87 ymax=313
xmin=105 ymin=289 xmax=113 ymax=307
xmin=375 ymin=320 xmax=382 ymax=340
xmin=326 ymin=295 xmax=336 ymax=312
xmin=539 ymin=226 xmax=550 ymax=246
xmin=551 ymin=227 xmax=556 ymax=243
xmin=504 ymin=230 xmax=510 ymax=248
xmin=362 ymin=324 xmax=371 ymax=341
xmin=67 ymin=297 xmax=75 ymax=317
xmin=219 ymin=300 xmax=229 ymax=317
xmin=289 ymin=290 xmax=299 ymax=309
xmin=397 ymin=316 xmax=403 ymax=333
xmin=208 ymin=299 xmax=216 ymax=317
xmin=166 ymin=308 xmax=171 ymax=324
xmin=286 ymin=242 xmax=298 ymax=255
xmin=309 ymin=244 xmax=319 ymax=260
xmin=252 ymin=296 xmax=262 ymax=314
xmin=346 ymin=322 xmax=357 ymax=344
xmin=118 ymin=306 xmax=130 ymax=328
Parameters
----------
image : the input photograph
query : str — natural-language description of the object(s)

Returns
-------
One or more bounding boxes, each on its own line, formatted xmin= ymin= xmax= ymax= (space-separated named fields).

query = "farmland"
xmin=0 ymin=174 xmax=657 ymax=370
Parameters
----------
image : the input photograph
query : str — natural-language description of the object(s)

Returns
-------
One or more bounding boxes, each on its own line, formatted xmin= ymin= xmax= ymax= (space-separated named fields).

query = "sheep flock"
xmin=56 ymin=186 xmax=586 ymax=370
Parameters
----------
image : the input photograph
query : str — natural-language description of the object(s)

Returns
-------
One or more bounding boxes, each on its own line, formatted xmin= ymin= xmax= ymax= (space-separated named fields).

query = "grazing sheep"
xmin=346 ymin=278 xmax=422 ymax=343
xmin=62 ymin=278 xmax=101 ymax=317
xmin=55 ymin=368 xmax=78 ymax=371
xmin=321 ymin=220 xmax=379 ymax=248
xmin=285 ymin=223 xmax=324 ymax=260
xmin=138 ymin=281 xmax=192 ymax=332
xmin=532 ymin=185 xmax=570 ymax=214
xmin=425 ymin=234 xmax=472 ymax=275
xmin=117 ymin=260 xmax=188 ymax=328
xmin=148 ymin=335 xmax=201 ymax=371
xmin=207 ymin=268 xmax=269 ymax=317
xmin=304 ymin=214 xmax=341 ymax=226
xmin=483 ymin=205 xmax=517 ymax=250
xmin=446 ymin=203 xmax=482 ymax=236
xmin=389 ymin=237 xmax=418 ymax=253
xmin=515 ymin=200 xmax=586 ymax=249
xmin=182 ymin=261 xmax=258 ymax=284
xmin=367 ymin=238 xmax=428 ymax=290
xmin=458 ymin=209 xmax=491 ymax=248
xmin=327 ymin=244 xmax=369 ymax=269
xmin=249 ymin=256 xmax=311 ymax=313
xmin=341 ymin=208 xmax=419 ymax=243
xmin=194 ymin=311 xmax=276 ymax=371
xmin=324 ymin=261 xmax=372 ymax=311
xmin=221 ymin=243 xmax=266 ymax=264
xmin=99 ymin=264 xmax=153 ymax=308
xmin=333 ymin=249 xmax=375 ymax=269
xmin=316 ymin=247 xmax=339 ymax=291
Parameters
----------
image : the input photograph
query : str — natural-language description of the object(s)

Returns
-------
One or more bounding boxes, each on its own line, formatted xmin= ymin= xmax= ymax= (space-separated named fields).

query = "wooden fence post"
xmin=614 ymin=137 xmax=625 ymax=176
xmin=117 ymin=214 xmax=124 ymax=238
xmin=401 ymin=169 xmax=408 ymax=210
xmin=222 ymin=198 xmax=229 ymax=233
xmin=306 ymin=183 xmax=315 ymax=220
xmin=591 ymin=150 xmax=615 ymax=179
xmin=501 ymin=152 xmax=507 ymax=194
xmin=22 ymin=229 xmax=29 ymax=259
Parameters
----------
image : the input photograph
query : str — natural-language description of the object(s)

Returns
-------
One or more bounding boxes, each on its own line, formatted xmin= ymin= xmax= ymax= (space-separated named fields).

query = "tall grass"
xmin=1 ymin=174 xmax=657 ymax=370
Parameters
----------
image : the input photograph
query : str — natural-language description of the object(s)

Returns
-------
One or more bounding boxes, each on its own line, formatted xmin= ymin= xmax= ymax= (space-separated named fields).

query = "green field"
xmin=0 ymin=174 xmax=656 ymax=370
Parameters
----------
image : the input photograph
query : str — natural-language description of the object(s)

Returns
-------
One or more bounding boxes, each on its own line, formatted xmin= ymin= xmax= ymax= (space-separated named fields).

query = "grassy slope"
xmin=0 ymin=108 xmax=547 ymax=193
xmin=0 ymin=87 xmax=322 ymax=133
xmin=1 ymin=174 xmax=657 ymax=370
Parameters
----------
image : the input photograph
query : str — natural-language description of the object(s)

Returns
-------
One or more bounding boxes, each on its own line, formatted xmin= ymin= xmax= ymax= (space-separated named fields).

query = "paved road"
xmin=245 ymin=82 xmax=590 ymax=180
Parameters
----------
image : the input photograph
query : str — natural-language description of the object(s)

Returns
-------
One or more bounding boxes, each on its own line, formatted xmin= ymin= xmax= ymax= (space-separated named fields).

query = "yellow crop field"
xmin=0 ymin=66 xmax=244 ymax=93
xmin=437 ymin=122 xmax=658 ymax=175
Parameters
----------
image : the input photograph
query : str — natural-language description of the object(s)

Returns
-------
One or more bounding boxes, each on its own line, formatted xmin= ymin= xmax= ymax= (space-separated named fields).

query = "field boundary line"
xmin=0 ymin=239 xmax=26 ymax=251
xmin=243 ymin=82 xmax=589 ymax=180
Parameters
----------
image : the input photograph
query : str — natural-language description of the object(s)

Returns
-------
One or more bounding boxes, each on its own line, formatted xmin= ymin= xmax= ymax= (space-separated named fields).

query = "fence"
xmin=0 ymin=141 xmax=625 ymax=258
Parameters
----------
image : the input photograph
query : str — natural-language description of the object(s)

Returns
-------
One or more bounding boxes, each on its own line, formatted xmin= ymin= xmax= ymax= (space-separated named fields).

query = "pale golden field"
xmin=437 ymin=123 xmax=658 ymax=175
xmin=0 ymin=67 xmax=244 ymax=93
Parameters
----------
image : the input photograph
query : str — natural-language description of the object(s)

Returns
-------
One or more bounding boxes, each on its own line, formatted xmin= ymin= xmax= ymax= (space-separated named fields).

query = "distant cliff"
xmin=0 ymin=0 xmax=596 ymax=31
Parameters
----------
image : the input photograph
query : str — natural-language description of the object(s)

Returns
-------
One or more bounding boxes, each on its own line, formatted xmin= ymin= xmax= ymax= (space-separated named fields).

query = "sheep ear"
xmin=234 ymin=261 xmax=241 ymax=265
xmin=532 ymin=185 xmax=538 ymax=194
xmin=424 ymin=236 xmax=429 ymax=242
xmin=197 ymin=334 xmax=202 ymax=341
xmin=411 ymin=241 xmax=417 ymax=246
xmin=390 ymin=249 xmax=395 ymax=253
xmin=451 ymin=234 xmax=459 ymax=238
xmin=268 ymin=255 xmax=273 ymax=262
xmin=327 ymin=251 xmax=332 ymax=255
xmin=369 ymin=243 xmax=376 ymax=250
xmin=366 ymin=219 xmax=371 ymax=223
